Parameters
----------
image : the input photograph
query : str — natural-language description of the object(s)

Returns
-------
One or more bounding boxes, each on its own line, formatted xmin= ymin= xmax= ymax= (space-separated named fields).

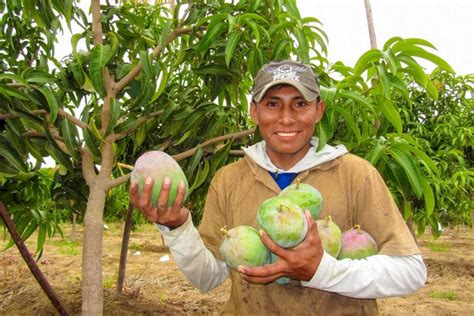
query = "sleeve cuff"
xmin=301 ymin=250 xmax=337 ymax=288
xmin=155 ymin=213 xmax=192 ymax=237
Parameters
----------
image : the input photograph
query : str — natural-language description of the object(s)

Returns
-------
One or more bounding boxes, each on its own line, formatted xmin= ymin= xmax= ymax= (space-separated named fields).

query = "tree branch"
xmin=106 ymin=128 xmax=254 ymax=190
xmin=111 ymin=110 xmax=164 ymax=141
xmin=114 ymin=27 xmax=194 ymax=93
xmin=0 ymin=109 xmax=91 ymax=130
xmin=82 ymin=150 xmax=97 ymax=186
xmin=105 ymin=173 xmax=131 ymax=191
xmin=172 ymin=127 xmax=256 ymax=161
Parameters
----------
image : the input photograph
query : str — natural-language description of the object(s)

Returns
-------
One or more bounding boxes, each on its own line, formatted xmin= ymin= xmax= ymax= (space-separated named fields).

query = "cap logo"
xmin=267 ymin=64 xmax=306 ymax=82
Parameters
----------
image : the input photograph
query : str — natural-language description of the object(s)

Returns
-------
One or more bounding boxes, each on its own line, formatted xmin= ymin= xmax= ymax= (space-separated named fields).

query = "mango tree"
xmin=317 ymin=37 xmax=456 ymax=236
xmin=0 ymin=0 xmax=328 ymax=314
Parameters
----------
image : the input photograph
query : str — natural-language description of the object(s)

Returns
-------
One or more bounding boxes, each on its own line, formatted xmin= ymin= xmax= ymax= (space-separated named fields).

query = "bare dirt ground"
xmin=1 ymin=223 xmax=473 ymax=315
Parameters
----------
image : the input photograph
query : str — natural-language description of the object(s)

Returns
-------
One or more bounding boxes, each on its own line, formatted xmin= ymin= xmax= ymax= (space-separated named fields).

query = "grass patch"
xmin=55 ymin=241 xmax=80 ymax=256
xmin=129 ymin=241 xmax=141 ymax=251
xmin=429 ymin=290 xmax=458 ymax=301
xmin=103 ymin=275 xmax=116 ymax=289
xmin=427 ymin=241 xmax=451 ymax=252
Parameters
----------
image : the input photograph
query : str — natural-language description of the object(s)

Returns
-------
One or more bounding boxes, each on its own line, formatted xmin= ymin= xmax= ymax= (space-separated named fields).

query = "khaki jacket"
xmin=198 ymin=153 xmax=419 ymax=315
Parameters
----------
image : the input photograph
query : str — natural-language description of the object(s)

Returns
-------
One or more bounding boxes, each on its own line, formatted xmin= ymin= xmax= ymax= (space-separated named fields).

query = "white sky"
xmin=297 ymin=0 xmax=474 ymax=75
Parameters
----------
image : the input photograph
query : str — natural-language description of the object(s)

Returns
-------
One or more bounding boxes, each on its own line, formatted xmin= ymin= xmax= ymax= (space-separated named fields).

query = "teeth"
xmin=277 ymin=132 xmax=297 ymax=137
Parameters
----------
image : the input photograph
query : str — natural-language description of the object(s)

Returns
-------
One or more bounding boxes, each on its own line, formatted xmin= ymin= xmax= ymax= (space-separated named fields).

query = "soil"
xmin=1 ymin=223 xmax=473 ymax=315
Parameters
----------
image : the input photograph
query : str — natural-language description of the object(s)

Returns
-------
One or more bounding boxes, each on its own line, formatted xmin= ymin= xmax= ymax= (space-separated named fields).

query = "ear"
xmin=314 ymin=100 xmax=326 ymax=123
xmin=249 ymin=102 xmax=258 ymax=124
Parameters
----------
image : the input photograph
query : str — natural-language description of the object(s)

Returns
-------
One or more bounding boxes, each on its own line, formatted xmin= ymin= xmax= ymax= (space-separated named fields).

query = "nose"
xmin=279 ymin=106 xmax=295 ymax=125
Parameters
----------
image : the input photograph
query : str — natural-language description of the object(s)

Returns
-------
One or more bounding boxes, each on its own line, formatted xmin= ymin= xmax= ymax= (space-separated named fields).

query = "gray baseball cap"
xmin=251 ymin=60 xmax=320 ymax=102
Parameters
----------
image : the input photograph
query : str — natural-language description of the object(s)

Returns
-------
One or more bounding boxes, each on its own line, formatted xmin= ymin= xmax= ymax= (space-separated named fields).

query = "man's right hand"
xmin=130 ymin=176 xmax=189 ymax=229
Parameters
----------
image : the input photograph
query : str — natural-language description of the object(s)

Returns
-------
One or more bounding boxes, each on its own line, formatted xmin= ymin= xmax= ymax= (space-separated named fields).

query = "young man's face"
xmin=250 ymin=85 xmax=325 ymax=170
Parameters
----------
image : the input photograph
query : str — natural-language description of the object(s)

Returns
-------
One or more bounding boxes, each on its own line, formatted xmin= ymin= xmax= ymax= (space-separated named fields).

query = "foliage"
xmin=0 ymin=1 xmax=330 ymax=312
xmin=0 ymin=168 xmax=64 ymax=255
xmin=396 ymin=70 xmax=473 ymax=229
xmin=316 ymin=37 xmax=457 ymax=235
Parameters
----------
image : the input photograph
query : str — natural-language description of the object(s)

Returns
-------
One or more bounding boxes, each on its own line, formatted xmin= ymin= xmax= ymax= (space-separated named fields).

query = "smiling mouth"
xmin=276 ymin=132 xmax=298 ymax=137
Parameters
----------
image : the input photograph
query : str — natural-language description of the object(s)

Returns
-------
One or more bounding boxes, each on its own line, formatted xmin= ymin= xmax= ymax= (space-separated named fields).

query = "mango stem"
xmin=220 ymin=225 xmax=230 ymax=237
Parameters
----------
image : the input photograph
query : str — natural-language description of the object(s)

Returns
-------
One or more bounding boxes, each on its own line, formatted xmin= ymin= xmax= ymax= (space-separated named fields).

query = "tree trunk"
xmin=116 ymin=202 xmax=134 ymax=295
xmin=0 ymin=202 xmax=69 ymax=315
xmin=71 ymin=212 xmax=77 ymax=242
xmin=364 ymin=0 xmax=377 ymax=49
xmin=81 ymin=185 xmax=107 ymax=316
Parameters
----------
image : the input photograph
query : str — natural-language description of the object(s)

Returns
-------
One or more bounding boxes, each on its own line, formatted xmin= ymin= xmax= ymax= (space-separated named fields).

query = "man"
xmin=130 ymin=60 xmax=427 ymax=315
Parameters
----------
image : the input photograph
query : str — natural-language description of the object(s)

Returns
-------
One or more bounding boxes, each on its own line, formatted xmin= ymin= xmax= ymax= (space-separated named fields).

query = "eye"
xmin=265 ymin=101 xmax=279 ymax=108
xmin=295 ymin=100 xmax=307 ymax=108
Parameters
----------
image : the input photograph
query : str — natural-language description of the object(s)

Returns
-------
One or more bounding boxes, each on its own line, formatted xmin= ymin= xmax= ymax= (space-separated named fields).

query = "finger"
xmin=129 ymin=181 xmax=139 ymax=208
xmin=157 ymin=177 xmax=171 ymax=210
xmin=259 ymin=230 xmax=288 ymax=259
xmin=170 ymin=181 xmax=186 ymax=212
xmin=237 ymin=261 xmax=284 ymax=278
xmin=138 ymin=177 xmax=154 ymax=209
xmin=238 ymin=265 xmax=286 ymax=284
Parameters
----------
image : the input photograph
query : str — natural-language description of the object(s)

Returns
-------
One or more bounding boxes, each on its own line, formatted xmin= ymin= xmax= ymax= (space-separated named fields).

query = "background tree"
xmin=0 ymin=0 xmax=328 ymax=314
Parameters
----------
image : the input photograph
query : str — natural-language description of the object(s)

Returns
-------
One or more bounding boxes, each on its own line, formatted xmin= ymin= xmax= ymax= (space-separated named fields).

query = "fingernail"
xmin=145 ymin=177 xmax=152 ymax=184
xmin=259 ymin=229 xmax=264 ymax=237
xmin=237 ymin=266 xmax=244 ymax=274
xmin=163 ymin=177 xmax=171 ymax=185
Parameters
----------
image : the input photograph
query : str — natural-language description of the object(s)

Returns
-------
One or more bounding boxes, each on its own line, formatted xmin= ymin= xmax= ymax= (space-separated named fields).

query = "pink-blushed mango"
xmin=131 ymin=151 xmax=188 ymax=207
xmin=316 ymin=216 xmax=342 ymax=258
xmin=219 ymin=225 xmax=270 ymax=269
xmin=337 ymin=225 xmax=378 ymax=259
xmin=257 ymin=196 xmax=308 ymax=248
xmin=279 ymin=179 xmax=323 ymax=220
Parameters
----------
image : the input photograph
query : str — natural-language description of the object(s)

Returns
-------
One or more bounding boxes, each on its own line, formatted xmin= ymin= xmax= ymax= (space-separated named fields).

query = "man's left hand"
xmin=237 ymin=210 xmax=324 ymax=284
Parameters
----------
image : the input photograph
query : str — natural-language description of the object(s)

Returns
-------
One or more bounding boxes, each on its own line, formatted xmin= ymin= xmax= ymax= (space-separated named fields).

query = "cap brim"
xmin=253 ymin=80 xmax=319 ymax=102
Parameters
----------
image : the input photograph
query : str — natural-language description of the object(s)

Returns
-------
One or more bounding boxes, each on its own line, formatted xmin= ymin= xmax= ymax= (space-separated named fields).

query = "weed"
xmin=429 ymin=290 xmax=458 ymax=301
xmin=428 ymin=241 xmax=450 ymax=252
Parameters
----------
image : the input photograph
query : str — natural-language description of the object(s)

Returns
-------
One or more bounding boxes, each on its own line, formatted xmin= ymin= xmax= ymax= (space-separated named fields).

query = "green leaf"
xmin=354 ymin=49 xmax=383 ymax=75
xmin=105 ymin=99 xmax=122 ymax=136
xmin=175 ymin=130 xmax=193 ymax=146
xmin=320 ymin=86 xmax=337 ymax=107
xmin=195 ymin=21 xmax=226 ymax=53
xmin=402 ymin=48 xmax=454 ymax=73
xmin=187 ymin=147 xmax=203 ymax=177
xmin=139 ymin=50 xmax=153 ymax=79
xmin=390 ymin=38 xmax=437 ymax=53
xmin=36 ymin=86 xmax=59 ymax=123
xmin=0 ymin=138 xmax=28 ymax=172
xmin=332 ymin=106 xmax=361 ymax=144
xmin=421 ymin=178 xmax=435 ymax=217
xmin=389 ymin=146 xmax=423 ymax=198
xmin=26 ymin=70 xmax=57 ymax=83
xmin=188 ymin=158 xmax=210 ymax=194
xmin=272 ymin=39 xmax=291 ymax=60
xmin=61 ymin=119 xmax=80 ymax=160
xmin=210 ymin=141 xmax=232 ymax=176
xmin=378 ymin=99 xmax=403 ymax=134
xmin=0 ymin=86 xmax=30 ymax=101
xmin=151 ymin=61 xmax=168 ymax=102
xmin=83 ymin=128 xmax=102 ymax=160
xmin=89 ymin=44 xmax=111 ymax=97
xmin=0 ymin=73 xmax=28 ymax=84
xmin=225 ymin=31 xmax=242 ymax=67
xmin=376 ymin=64 xmax=391 ymax=98
xmin=392 ymin=142 xmax=440 ymax=176
xmin=365 ymin=138 xmax=386 ymax=165
xmin=159 ymin=19 xmax=173 ymax=48
xmin=238 ymin=13 xmax=270 ymax=25
xmin=382 ymin=48 xmax=400 ymax=74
